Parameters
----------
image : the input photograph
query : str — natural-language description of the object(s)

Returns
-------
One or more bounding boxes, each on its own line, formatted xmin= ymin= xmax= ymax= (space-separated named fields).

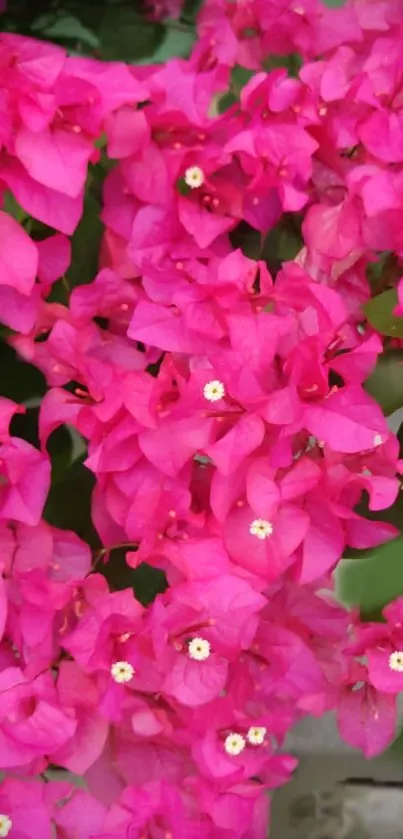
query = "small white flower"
xmin=224 ymin=733 xmax=246 ymax=756
xmin=203 ymin=380 xmax=225 ymax=402
xmin=249 ymin=519 xmax=273 ymax=540
xmin=389 ymin=650 xmax=403 ymax=672
xmin=188 ymin=637 xmax=211 ymax=661
xmin=184 ymin=166 xmax=205 ymax=189
xmin=247 ymin=726 xmax=267 ymax=746
xmin=373 ymin=433 xmax=384 ymax=447
xmin=111 ymin=660 xmax=134 ymax=683
xmin=0 ymin=815 xmax=12 ymax=838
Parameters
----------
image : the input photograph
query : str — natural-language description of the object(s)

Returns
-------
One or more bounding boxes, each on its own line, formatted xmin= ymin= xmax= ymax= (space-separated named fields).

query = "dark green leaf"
xmin=101 ymin=549 xmax=168 ymax=604
xmin=66 ymin=192 xmax=103 ymax=289
xmin=181 ymin=0 xmax=203 ymax=23
xmin=98 ymin=8 xmax=165 ymax=62
xmin=131 ymin=562 xmax=168 ymax=605
xmin=321 ymin=0 xmax=346 ymax=6
xmin=365 ymin=351 xmax=403 ymax=416
xmin=44 ymin=457 xmax=99 ymax=546
xmin=261 ymin=215 xmax=303 ymax=274
xmin=10 ymin=407 xmax=40 ymax=449
xmin=230 ymin=222 xmax=262 ymax=260
xmin=363 ymin=289 xmax=403 ymax=337
xmin=0 ymin=341 xmax=47 ymax=403
xmin=46 ymin=426 xmax=75 ymax=482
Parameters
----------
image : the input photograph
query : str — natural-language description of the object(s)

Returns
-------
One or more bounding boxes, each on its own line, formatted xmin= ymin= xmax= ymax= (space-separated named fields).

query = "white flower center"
xmin=188 ymin=637 xmax=211 ymax=661
xmin=184 ymin=166 xmax=205 ymax=189
xmin=224 ymin=732 xmax=246 ymax=756
xmin=247 ymin=725 xmax=267 ymax=746
xmin=0 ymin=815 xmax=12 ymax=838
xmin=373 ymin=433 xmax=384 ymax=447
xmin=389 ymin=650 xmax=403 ymax=672
xmin=249 ymin=519 xmax=273 ymax=540
xmin=203 ymin=380 xmax=225 ymax=402
xmin=111 ymin=660 xmax=134 ymax=683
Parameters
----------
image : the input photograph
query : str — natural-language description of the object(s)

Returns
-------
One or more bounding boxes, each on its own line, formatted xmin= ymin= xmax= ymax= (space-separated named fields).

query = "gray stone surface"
xmin=271 ymin=713 xmax=403 ymax=839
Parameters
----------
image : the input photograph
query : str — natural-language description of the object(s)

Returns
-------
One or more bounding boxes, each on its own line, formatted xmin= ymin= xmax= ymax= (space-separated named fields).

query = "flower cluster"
xmin=1 ymin=0 xmax=403 ymax=835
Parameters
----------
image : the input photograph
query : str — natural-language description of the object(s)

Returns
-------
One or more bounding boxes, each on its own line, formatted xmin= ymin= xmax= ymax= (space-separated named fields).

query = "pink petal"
xmin=304 ymin=386 xmax=387 ymax=453
xmin=303 ymin=199 xmax=362 ymax=259
xmin=15 ymin=126 xmax=92 ymax=198
xmin=338 ymin=684 xmax=396 ymax=757
xmin=206 ymin=415 xmax=265 ymax=476
xmin=36 ymin=234 xmax=71 ymax=286
xmin=0 ymin=211 xmax=38 ymax=294
xmin=246 ymin=459 xmax=280 ymax=519
xmin=51 ymin=711 xmax=108 ymax=774
xmin=107 ymin=108 xmax=150 ymax=158
xmin=367 ymin=647 xmax=403 ymax=694
xmin=163 ymin=654 xmax=228 ymax=706
xmin=178 ymin=196 xmax=235 ymax=248
xmin=299 ymin=498 xmax=345 ymax=583
xmin=0 ymin=158 xmax=83 ymax=234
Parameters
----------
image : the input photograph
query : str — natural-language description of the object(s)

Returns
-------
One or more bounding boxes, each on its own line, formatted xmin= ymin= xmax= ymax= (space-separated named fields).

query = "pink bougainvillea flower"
xmin=303 ymin=386 xmax=389 ymax=454
xmin=0 ymin=777 xmax=55 ymax=839
xmin=62 ymin=588 xmax=144 ymax=673
xmin=338 ymin=681 xmax=397 ymax=757
xmin=0 ymin=438 xmax=50 ymax=525
xmin=303 ymin=199 xmax=363 ymax=261
xmin=225 ymin=502 xmax=309 ymax=580
xmin=0 ymin=211 xmax=38 ymax=294
xmin=0 ymin=5 xmax=402 ymax=832
xmin=0 ymin=667 xmax=77 ymax=767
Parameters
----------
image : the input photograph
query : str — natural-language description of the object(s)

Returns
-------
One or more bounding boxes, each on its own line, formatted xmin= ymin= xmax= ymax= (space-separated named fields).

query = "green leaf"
xmin=322 ymin=0 xmax=346 ymax=6
xmin=66 ymin=192 xmax=103 ymax=289
xmin=0 ymin=341 xmax=47 ymax=403
xmin=231 ymin=65 xmax=255 ymax=95
xmin=230 ymin=222 xmax=262 ymax=259
xmin=3 ymin=191 xmax=28 ymax=224
xmin=363 ymin=289 xmax=403 ymax=337
xmin=131 ymin=563 xmax=168 ymax=605
xmin=98 ymin=8 xmax=165 ymax=62
xmin=100 ymin=549 xmax=168 ymax=604
xmin=365 ymin=351 xmax=403 ymax=415
xmin=263 ymin=52 xmax=302 ymax=78
xmin=44 ymin=457 xmax=98 ymax=546
xmin=46 ymin=426 xmax=75 ymax=483
xmin=181 ymin=0 xmax=204 ymax=23
xmin=218 ymin=91 xmax=238 ymax=114
xmin=32 ymin=13 xmax=99 ymax=47
xmin=141 ymin=25 xmax=195 ymax=64
xmin=336 ymin=534 xmax=403 ymax=619
xmin=366 ymin=251 xmax=396 ymax=293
